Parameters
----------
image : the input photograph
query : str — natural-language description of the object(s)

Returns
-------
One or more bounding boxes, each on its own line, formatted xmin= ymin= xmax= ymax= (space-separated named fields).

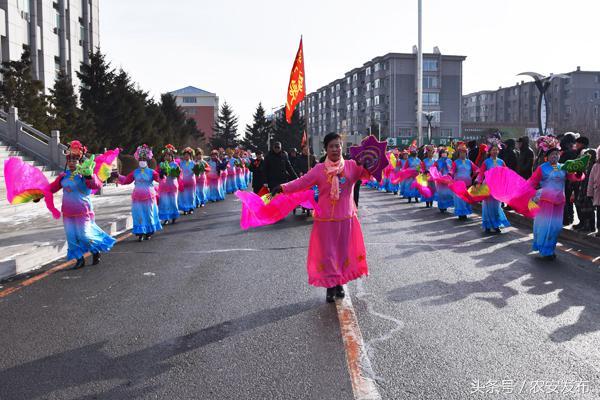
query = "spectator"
xmin=248 ymin=150 xmax=267 ymax=194
xmin=574 ymin=148 xmax=597 ymax=232
xmin=586 ymin=146 xmax=600 ymax=237
xmin=575 ymin=136 xmax=590 ymax=156
xmin=288 ymin=148 xmax=298 ymax=169
xmin=499 ymin=139 xmax=518 ymax=171
xmin=572 ymin=136 xmax=591 ymax=229
xmin=294 ymin=146 xmax=317 ymax=176
xmin=516 ymin=136 xmax=534 ymax=179
xmin=467 ymin=141 xmax=478 ymax=164
xmin=559 ymin=133 xmax=579 ymax=225
xmin=263 ymin=141 xmax=298 ymax=189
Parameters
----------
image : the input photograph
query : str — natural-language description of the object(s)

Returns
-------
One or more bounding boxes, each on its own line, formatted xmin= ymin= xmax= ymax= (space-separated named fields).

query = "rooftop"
xmin=170 ymin=86 xmax=216 ymax=96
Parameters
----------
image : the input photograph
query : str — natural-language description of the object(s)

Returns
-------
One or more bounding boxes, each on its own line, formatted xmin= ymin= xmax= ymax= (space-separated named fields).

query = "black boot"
xmin=335 ymin=285 xmax=345 ymax=298
xmin=92 ymin=252 xmax=101 ymax=265
xmin=137 ymin=235 xmax=143 ymax=242
xmin=494 ymin=228 xmax=502 ymax=234
xmin=171 ymin=218 xmax=177 ymax=224
xmin=408 ymin=198 xmax=412 ymax=203
xmin=326 ymin=287 xmax=335 ymax=303
xmin=74 ymin=257 xmax=85 ymax=269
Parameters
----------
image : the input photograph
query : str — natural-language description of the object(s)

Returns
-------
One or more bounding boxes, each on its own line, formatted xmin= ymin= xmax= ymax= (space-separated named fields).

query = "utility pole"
xmin=417 ymin=0 xmax=424 ymax=146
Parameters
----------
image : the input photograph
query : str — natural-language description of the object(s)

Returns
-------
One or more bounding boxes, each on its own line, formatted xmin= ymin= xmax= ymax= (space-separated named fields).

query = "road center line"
xmin=336 ymin=286 xmax=382 ymax=400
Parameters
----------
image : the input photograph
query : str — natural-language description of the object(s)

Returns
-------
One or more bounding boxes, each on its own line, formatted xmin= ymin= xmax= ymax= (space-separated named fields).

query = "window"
xmin=366 ymin=67 xmax=371 ymax=76
xmin=423 ymin=76 xmax=439 ymax=89
xmin=182 ymin=97 xmax=197 ymax=103
xmin=353 ymin=73 xmax=358 ymax=81
xmin=366 ymin=82 xmax=371 ymax=91
xmin=366 ymin=98 xmax=372 ymax=108
xmin=423 ymin=59 xmax=438 ymax=72
xmin=596 ymin=75 xmax=600 ymax=84
xmin=353 ymin=88 xmax=358 ymax=97
xmin=595 ymin=91 xmax=600 ymax=100
xmin=185 ymin=109 xmax=196 ymax=115
xmin=336 ymin=96 xmax=340 ymax=104
xmin=331 ymin=98 xmax=335 ymax=106
xmin=353 ymin=102 xmax=358 ymax=111
xmin=331 ymin=87 xmax=335 ymax=94
xmin=423 ymin=93 xmax=439 ymax=106
xmin=374 ymin=112 xmax=380 ymax=120
xmin=346 ymin=90 xmax=351 ymax=99
xmin=318 ymin=93 xmax=321 ymax=99
xmin=374 ymin=96 xmax=380 ymax=106
xmin=347 ymin=77 xmax=351 ymax=85
xmin=374 ymin=63 xmax=380 ymax=72
xmin=336 ymin=83 xmax=340 ymax=91
xmin=374 ymin=79 xmax=380 ymax=89
xmin=347 ymin=104 xmax=351 ymax=112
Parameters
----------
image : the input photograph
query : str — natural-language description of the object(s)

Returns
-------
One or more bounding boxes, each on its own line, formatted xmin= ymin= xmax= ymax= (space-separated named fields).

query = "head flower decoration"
xmin=487 ymin=137 xmax=503 ymax=150
xmin=456 ymin=141 xmax=468 ymax=153
xmin=66 ymin=140 xmax=87 ymax=159
xmin=182 ymin=147 xmax=195 ymax=156
xmin=161 ymin=144 xmax=177 ymax=156
xmin=134 ymin=144 xmax=153 ymax=160
xmin=536 ymin=135 xmax=560 ymax=152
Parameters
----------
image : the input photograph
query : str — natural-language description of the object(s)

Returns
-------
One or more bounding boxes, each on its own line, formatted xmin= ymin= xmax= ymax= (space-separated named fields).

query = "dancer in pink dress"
xmin=272 ymin=133 xmax=370 ymax=302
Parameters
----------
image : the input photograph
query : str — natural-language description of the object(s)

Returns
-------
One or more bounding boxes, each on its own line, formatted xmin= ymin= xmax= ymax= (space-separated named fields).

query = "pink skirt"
xmin=307 ymin=215 xmax=369 ymax=288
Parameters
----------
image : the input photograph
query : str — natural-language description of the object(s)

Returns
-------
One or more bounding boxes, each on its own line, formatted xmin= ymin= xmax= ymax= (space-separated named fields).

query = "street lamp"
xmin=517 ymin=72 xmax=569 ymax=136
xmin=422 ymin=111 xmax=441 ymax=144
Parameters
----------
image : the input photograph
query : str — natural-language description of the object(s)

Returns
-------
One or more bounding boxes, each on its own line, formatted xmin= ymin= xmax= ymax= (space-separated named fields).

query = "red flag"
xmin=285 ymin=37 xmax=306 ymax=124
xmin=301 ymin=130 xmax=307 ymax=148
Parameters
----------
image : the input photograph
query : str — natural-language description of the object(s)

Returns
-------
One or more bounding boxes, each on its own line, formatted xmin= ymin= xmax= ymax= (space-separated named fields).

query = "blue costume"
xmin=434 ymin=157 xmax=454 ymax=210
xmin=453 ymin=159 xmax=476 ymax=217
xmin=421 ymin=157 xmax=436 ymax=203
xmin=158 ymin=161 xmax=180 ymax=221
xmin=119 ymin=168 xmax=163 ymax=236
xmin=404 ymin=156 xmax=421 ymax=199
xmin=478 ymin=157 xmax=510 ymax=230
xmin=178 ymin=160 xmax=196 ymax=212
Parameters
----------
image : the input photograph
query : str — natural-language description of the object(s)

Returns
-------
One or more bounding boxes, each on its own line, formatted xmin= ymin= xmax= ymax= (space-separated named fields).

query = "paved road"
xmin=0 ymin=189 xmax=599 ymax=399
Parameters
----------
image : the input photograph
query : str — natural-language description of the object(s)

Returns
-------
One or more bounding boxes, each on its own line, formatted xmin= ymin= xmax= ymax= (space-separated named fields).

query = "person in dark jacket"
xmin=516 ymin=136 xmax=534 ymax=179
xmin=574 ymin=148 xmax=597 ymax=232
xmin=248 ymin=150 xmax=267 ymax=194
xmin=559 ymin=133 xmax=579 ymax=225
xmin=467 ymin=141 xmax=478 ymax=164
xmin=572 ymin=136 xmax=591 ymax=229
xmin=293 ymin=146 xmax=317 ymax=176
xmin=499 ymin=139 xmax=518 ymax=171
xmin=263 ymin=142 xmax=298 ymax=188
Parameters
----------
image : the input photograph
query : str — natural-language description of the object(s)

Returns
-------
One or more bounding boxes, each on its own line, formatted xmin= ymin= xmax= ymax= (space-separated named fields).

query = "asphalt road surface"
xmin=1 ymin=189 xmax=599 ymax=400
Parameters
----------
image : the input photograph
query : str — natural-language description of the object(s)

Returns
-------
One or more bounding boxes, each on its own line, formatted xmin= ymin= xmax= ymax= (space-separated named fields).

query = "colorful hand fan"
xmin=256 ymin=186 xmax=270 ymax=197
xmin=235 ymin=189 xmax=319 ymax=230
xmin=390 ymin=169 xmax=418 ymax=185
xmin=349 ymin=135 xmax=389 ymax=182
xmin=411 ymin=173 xmax=433 ymax=198
xmin=484 ymin=167 xmax=539 ymax=219
xmin=94 ymin=149 xmax=120 ymax=182
xmin=449 ymin=181 xmax=488 ymax=204
xmin=429 ymin=165 xmax=454 ymax=185
xmin=3 ymin=157 xmax=60 ymax=219
xmin=467 ymin=183 xmax=490 ymax=202
xmin=561 ymin=154 xmax=590 ymax=173
xmin=389 ymin=153 xmax=397 ymax=168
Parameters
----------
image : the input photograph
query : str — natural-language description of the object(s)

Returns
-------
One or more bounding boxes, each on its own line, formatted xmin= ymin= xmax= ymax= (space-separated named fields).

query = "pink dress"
xmin=282 ymin=160 xmax=369 ymax=288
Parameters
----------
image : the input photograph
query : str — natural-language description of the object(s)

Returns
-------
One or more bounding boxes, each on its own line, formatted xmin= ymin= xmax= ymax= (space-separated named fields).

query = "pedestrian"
xmin=270 ymin=133 xmax=370 ymax=303
xmin=206 ymin=150 xmax=227 ymax=202
xmin=263 ymin=141 xmax=298 ymax=189
xmin=113 ymin=144 xmax=162 ymax=242
xmin=434 ymin=146 xmax=454 ymax=213
xmin=420 ymin=145 xmax=436 ymax=207
xmin=194 ymin=148 xmax=210 ymax=208
xmin=452 ymin=142 xmax=478 ymax=221
xmin=571 ymin=136 xmax=591 ymax=228
xmin=49 ymin=140 xmax=116 ymax=269
xmin=499 ymin=139 xmax=518 ymax=171
xmin=403 ymin=144 xmax=422 ymax=204
xmin=178 ymin=147 xmax=197 ymax=215
xmin=586 ymin=146 xmax=600 ymax=237
xmin=467 ymin=140 xmax=478 ymax=164
xmin=559 ymin=133 xmax=579 ymax=225
xmin=528 ymin=144 xmax=585 ymax=260
xmin=248 ymin=150 xmax=267 ymax=194
xmin=476 ymin=139 xmax=510 ymax=234
xmin=288 ymin=148 xmax=299 ymax=170
xmin=574 ymin=147 xmax=597 ymax=232
xmin=157 ymin=144 xmax=181 ymax=225
xmin=516 ymin=136 xmax=534 ymax=179
xmin=293 ymin=146 xmax=317 ymax=176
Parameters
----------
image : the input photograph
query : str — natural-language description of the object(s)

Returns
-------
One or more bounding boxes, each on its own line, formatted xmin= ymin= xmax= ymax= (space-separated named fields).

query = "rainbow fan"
xmin=3 ymin=157 xmax=60 ymax=219
xmin=94 ymin=148 xmax=120 ymax=182
xmin=467 ymin=183 xmax=490 ymax=201
xmin=411 ymin=173 xmax=433 ymax=198
xmin=429 ymin=165 xmax=454 ymax=185
xmin=484 ymin=167 xmax=539 ymax=219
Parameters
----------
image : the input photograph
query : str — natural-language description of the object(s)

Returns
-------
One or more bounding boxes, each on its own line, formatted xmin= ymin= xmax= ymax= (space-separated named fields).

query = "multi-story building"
xmin=170 ymin=86 xmax=219 ymax=141
xmin=0 ymin=0 xmax=100 ymax=93
xmin=289 ymin=49 xmax=466 ymax=155
xmin=463 ymin=67 xmax=600 ymax=144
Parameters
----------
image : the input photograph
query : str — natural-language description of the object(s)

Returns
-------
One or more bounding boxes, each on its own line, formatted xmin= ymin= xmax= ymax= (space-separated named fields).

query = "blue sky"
xmin=100 ymin=0 xmax=600 ymax=130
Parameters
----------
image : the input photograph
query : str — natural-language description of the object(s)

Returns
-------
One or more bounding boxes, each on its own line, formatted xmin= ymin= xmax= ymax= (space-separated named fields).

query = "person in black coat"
xmin=499 ymin=139 xmax=518 ymax=171
xmin=559 ymin=133 xmax=579 ymax=225
xmin=516 ymin=136 xmax=534 ymax=179
xmin=248 ymin=150 xmax=267 ymax=194
xmin=467 ymin=141 xmax=478 ymax=164
xmin=263 ymin=142 xmax=298 ymax=188
xmin=293 ymin=146 xmax=317 ymax=176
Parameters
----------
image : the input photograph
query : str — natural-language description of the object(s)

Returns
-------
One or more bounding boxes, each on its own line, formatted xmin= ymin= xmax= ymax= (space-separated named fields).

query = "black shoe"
xmin=408 ymin=198 xmax=412 ymax=203
xmin=335 ymin=285 xmax=345 ymax=298
xmin=440 ymin=209 xmax=446 ymax=213
xmin=171 ymin=219 xmax=177 ymax=224
xmin=543 ymin=254 xmax=557 ymax=261
xmin=92 ymin=252 xmax=101 ymax=265
xmin=162 ymin=220 xmax=169 ymax=225
xmin=485 ymin=228 xmax=491 ymax=234
xmin=415 ymin=198 xmax=420 ymax=203
xmin=137 ymin=235 xmax=143 ymax=242
xmin=326 ymin=288 xmax=335 ymax=303
xmin=458 ymin=215 xmax=467 ymax=221
xmin=74 ymin=258 xmax=85 ymax=269
xmin=494 ymin=228 xmax=502 ymax=234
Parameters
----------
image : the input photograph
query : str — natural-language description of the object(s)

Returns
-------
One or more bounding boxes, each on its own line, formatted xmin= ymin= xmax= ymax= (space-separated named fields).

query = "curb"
xmin=0 ymin=214 xmax=133 ymax=282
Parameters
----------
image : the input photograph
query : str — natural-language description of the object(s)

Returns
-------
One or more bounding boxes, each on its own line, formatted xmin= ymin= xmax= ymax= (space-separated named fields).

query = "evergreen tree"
xmin=242 ymin=102 xmax=271 ymax=153
xmin=0 ymin=46 xmax=50 ymax=132
xmin=211 ymin=101 xmax=239 ymax=149
xmin=273 ymin=108 xmax=305 ymax=151
xmin=48 ymin=69 xmax=79 ymax=143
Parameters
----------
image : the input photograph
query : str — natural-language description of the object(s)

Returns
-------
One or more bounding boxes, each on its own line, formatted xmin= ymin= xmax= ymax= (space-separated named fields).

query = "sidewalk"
xmin=0 ymin=185 xmax=133 ymax=281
